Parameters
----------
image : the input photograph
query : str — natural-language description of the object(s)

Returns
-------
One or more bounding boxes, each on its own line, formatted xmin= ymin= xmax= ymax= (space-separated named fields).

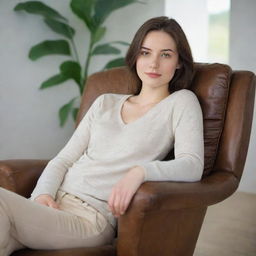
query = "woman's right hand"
xmin=34 ymin=194 xmax=59 ymax=209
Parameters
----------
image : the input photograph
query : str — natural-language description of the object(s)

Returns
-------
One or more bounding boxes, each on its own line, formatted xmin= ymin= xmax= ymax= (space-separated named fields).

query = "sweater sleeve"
xmin=139 ymin=91 xmax=204 ymax=182
xmin=30 ymin=94 xmax=104 ymax=200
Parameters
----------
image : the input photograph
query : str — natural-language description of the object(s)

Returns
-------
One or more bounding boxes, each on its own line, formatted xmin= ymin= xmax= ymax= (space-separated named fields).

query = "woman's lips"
xmin=145 ymin=72 xmax=162 ymax=78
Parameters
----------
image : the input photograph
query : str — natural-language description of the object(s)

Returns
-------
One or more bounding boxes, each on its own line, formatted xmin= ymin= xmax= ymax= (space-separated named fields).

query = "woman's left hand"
xmin=108 ymin=166 xmax=145 ymax=218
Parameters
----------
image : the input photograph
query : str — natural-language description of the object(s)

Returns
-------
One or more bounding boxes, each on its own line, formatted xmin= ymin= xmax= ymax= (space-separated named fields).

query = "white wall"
xmin=229 ymin=0 xmax=256 ymax=194
xmin=0 ymin=0 xmax=164 ymax=160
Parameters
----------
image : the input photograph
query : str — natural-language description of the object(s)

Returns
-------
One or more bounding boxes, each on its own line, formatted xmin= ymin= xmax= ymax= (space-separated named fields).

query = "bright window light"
xmin=207 ymin=0 xmax=230 ymax=63
xmin=207 ymin=0 xmax=230 ymax=14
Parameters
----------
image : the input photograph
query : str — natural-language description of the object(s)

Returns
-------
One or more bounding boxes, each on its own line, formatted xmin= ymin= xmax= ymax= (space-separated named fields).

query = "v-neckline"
xmin=118 ymin=94 xmax=172 ymax=126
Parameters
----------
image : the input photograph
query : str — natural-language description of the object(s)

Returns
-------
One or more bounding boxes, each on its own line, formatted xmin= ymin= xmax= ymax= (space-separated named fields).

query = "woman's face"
xmin=136 ymin=30 xmax=180 ymax=91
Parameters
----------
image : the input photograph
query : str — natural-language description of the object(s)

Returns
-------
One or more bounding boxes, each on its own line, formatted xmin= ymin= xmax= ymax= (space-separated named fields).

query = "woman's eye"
xmin=161 ymin=52 xmax=171 ymax=58
xmin=140 ymin=51 xmax=149 ymax=56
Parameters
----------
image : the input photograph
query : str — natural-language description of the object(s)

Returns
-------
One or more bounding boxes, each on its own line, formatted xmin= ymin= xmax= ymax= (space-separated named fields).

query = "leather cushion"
xmin=191 ymin=63 xmax=231 ymax=176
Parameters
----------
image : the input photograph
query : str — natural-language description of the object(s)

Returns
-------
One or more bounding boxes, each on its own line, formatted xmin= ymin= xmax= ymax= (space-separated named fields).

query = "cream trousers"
xmin=0 ymin=187 xmax=115 ymax=256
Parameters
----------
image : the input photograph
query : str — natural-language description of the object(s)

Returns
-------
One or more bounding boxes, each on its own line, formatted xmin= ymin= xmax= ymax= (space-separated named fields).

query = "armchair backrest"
xmin=76 ymin=64 xmax=255 ymax=179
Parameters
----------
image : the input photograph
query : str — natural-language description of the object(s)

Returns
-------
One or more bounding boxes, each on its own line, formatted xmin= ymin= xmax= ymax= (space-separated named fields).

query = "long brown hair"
xmin=126 ymin=16 xmax=194 ymax=94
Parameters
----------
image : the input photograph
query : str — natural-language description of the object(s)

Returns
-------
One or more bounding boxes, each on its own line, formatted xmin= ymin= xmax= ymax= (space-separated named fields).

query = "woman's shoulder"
xmin=97 ymin=93 xmax=128 ymax=104
xmin=172 ymin=89 xmax=197 ymax=100
xmin=93 ymin=93 xmax=129 ymax=111
xmin=170 ymin=89 xmax=201 ymax=115
xmin=101 ymin=93 xmax=128 ymax=99
xmin=172 ymin=89 xmax=200 ymax=105
xmin=92 ymin=93 xmax=123 ymax=103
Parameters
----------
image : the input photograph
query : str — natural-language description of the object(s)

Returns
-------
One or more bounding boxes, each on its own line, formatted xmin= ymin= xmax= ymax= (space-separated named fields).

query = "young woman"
xmin=0 ymin=16 xmax=204 ymax=255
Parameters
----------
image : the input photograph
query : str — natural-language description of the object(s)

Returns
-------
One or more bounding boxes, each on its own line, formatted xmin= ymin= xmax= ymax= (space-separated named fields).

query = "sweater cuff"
xmin=30 ymin=188 xmax=57 ymax=201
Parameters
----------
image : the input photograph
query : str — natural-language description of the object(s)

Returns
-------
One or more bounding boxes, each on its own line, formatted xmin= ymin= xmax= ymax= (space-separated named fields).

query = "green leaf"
xmin=39 ymin=61 xmax=81 ymax=90
xmin=92 ymin=44 xmax=121 ymax=55
xmin=94 ymin=0 xmax=137 ymax=26
xmin=70 ymin=0 xmax=97 ymax=32
xmin=40 ymin=74 xmax=68 ymax=89
xmin=14 ymin=1 xmax=67 ymax=21
xmin=59 ymin=98 xmax=76 ymax=127
xmin=72 ymin=107 xmax=79 ymax=121
xmin=44 ymin=18 xmax=75 ymax=39
xmin=92 ymin=26 xmax=106 ymax=45
xmin=29 ymin=40 xmax=71 ymax=60
xmin=103 ymin=57 xmax=126 ymax=70
xmin=60 ymin=61 xmax=81 ymax=86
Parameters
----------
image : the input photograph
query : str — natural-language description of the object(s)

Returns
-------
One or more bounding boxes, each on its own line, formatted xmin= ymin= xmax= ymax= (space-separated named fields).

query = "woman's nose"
xmin=149 ymin=56 xmax=159 ymax=69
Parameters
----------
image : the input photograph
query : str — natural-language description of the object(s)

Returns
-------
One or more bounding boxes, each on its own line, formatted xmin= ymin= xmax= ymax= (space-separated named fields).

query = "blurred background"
xmin=0 ymin=0 xmax=255 ymax=195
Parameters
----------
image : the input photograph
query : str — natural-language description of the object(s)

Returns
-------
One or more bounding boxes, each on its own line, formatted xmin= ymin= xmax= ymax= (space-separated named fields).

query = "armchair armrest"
xmin=133 ymin=170 xmax=238 ymax=211
xmin=117 ymin=171 xmax=239 ymax=256
xmin=0 ymin=159 xmax=49 ymax=197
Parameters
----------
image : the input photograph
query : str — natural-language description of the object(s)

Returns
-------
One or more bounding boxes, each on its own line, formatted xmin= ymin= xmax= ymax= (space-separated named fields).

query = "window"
xmin=165 ymin=0 xmax=230 ymax=63
xmin=207 ymin=0 xmax=230 ymax=63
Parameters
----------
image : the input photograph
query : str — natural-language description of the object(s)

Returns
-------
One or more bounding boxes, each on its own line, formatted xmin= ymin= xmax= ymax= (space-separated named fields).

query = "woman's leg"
xmin=0 ymin=188 xmax=115 ymax=256
xmin=0 ymin=194 xmax=24 ymax=256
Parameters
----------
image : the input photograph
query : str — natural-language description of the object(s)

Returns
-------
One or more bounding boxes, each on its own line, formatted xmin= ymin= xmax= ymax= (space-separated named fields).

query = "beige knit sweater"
xmin=31 ymin=90 xmax=204 ymax=228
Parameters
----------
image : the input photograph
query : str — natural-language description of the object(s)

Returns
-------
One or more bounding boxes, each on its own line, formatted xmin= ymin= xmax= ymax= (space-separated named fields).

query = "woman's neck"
xmin=133 ymin=87 xmax=170 ymax=106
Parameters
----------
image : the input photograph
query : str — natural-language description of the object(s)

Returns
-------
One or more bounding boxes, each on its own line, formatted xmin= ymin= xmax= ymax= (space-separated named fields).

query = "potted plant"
xmin=14 ymin=0 xmax=141 ymax=126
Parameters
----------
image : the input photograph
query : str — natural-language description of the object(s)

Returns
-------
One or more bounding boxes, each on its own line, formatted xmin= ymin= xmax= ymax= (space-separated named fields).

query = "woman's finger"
xmin=113 ymin=190 xmax=122 ymax=217
xmin=119 ymin=190 xmax=129 ymax=215
xmin=121 ymin=191 xmax=133 ymax=215
xmin=48 ymin=201 xmax=59 ymax=209
xmin=108 ymin=190 xmax=115 ymax=214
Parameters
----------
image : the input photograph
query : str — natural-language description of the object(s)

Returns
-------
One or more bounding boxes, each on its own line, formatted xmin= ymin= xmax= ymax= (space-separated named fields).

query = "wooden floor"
xmin=194 ymin=191 xmax=256 ymax=256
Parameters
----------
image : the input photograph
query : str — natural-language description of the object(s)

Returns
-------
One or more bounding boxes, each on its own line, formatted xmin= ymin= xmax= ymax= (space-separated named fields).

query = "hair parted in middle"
xmin=125 ymin=16 xmax=194 ymax=94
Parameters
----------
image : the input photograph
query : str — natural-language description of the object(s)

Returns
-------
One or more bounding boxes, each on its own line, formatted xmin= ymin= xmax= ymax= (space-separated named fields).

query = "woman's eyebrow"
xmin=141 ymin=46 xmax=174 ymax=52
xmin=141 ymin=46 xmax=151 ymax=51
xmin=161 ymin=49 xmax=174 ymax=52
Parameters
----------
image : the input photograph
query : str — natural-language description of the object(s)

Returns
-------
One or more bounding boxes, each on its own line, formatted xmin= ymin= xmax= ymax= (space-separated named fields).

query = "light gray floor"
xmin=194 ymin=191 xmax=256 ymax=256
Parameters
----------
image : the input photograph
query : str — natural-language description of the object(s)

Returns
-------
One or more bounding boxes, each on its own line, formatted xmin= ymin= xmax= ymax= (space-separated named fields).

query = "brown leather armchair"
xmin=0 ymin=63 xmax=255 ymax=256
